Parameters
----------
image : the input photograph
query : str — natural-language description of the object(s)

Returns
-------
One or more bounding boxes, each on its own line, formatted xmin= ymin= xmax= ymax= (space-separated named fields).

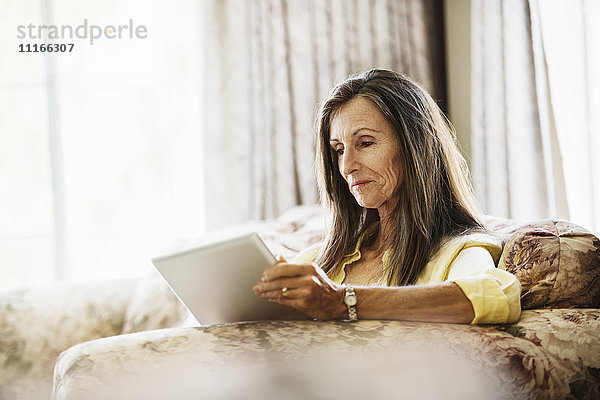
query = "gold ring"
xmin=281 ymin=287 xmax=289 ymax=296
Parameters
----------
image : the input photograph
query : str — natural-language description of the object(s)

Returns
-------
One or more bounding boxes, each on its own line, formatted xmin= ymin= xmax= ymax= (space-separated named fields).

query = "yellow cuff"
xmin=451 ymin=269 xmax=521 ymax=324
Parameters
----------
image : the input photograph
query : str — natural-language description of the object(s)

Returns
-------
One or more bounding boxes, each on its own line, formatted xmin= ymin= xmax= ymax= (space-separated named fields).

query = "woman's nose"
xmin=341 ymin=148 xmax=359 ymax=176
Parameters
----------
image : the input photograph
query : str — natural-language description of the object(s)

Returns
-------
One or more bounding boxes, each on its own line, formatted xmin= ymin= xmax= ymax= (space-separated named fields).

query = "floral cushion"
xmin=497 ymin=220 xmax=600 ymax=310
xmin=0 ymin=279 xmax=137 ymax=400
xmin=121 ymin=269 xmax=192 ymax=334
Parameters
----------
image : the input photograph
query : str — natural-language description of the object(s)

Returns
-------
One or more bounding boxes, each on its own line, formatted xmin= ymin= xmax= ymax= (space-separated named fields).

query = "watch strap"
xmin=344 ymin=285 xmax=358 ymax=322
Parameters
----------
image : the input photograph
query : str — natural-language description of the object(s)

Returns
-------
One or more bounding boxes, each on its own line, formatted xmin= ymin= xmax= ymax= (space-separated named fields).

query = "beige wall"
xmin=444 ymin=0 xmax=472 ymax=169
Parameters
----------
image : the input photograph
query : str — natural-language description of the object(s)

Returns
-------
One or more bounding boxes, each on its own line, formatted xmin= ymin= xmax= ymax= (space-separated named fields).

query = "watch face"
xmin=345 ymin=294 xmax=357 ymax=306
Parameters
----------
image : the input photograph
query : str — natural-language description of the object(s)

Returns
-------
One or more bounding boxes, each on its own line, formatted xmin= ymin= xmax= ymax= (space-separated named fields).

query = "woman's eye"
xmin=361 ymin=141 xmax=374 ymax=148
xmin=335 ymin=148 xmax=345 ymax=156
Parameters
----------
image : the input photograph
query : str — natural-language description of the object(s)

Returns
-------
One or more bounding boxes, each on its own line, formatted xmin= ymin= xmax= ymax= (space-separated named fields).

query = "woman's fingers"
xmin=253 ymin=261 xmax=345 ymax=320
xmin=254 ymin=276 xmax=309 ymax=293
xmin=261 ymin=263 xmax=315 ymax=282
xmin=255 ymin=286 xmax=308 ymax=300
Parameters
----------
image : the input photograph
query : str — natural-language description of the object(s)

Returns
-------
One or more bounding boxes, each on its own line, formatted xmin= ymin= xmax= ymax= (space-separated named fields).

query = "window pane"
xmin=50 ymin=0 xmax=205 ymax=283
xmin=1 ymin=0 xmax=204 ymax=290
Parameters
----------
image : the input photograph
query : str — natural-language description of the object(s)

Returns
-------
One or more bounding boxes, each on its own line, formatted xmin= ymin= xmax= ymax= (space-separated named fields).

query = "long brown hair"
xmin=315 ymin=69 xmax=485 ymax=286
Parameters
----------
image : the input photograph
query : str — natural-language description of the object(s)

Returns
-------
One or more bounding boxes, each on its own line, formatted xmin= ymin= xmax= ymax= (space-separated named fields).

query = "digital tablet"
xmin=152 ymin=233 xmax=305 ymax=325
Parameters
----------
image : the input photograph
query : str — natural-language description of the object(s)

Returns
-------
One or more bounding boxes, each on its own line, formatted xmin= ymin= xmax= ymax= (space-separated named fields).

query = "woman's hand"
xmin=253 ymin=256 xmax=346 ymax=320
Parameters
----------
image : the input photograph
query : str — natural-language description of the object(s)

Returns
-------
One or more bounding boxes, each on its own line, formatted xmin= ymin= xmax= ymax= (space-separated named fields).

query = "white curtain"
xmin=201 ymin=0 xmax=447 ymax=230
xmin=471 ymin=0 xmax=600 ymax=234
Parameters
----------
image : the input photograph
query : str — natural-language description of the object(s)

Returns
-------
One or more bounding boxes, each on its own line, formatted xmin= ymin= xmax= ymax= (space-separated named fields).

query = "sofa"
xmin=1 ymin=205 xmax=599 ymax=399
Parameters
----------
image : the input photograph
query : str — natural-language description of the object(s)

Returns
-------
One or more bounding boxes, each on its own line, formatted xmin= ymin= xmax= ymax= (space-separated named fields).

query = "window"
xmin=1 ymin=0 xmax=204 ymax=291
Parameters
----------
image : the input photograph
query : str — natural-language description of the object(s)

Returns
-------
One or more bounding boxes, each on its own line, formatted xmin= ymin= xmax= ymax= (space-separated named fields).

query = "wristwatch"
xmin=343 ymin=285 xmax=358 ymax=322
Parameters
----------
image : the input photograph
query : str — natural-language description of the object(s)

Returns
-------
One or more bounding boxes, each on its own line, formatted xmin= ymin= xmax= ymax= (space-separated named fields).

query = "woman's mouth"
xmin=352 ymin=180 xmax=372 ymax=189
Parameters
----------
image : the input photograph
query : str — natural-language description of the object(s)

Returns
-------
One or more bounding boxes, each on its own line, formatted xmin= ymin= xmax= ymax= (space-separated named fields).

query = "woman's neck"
xmin=372 ymin=197 xmax=397 ymax=253
xmin=371 ymin=212 xmax=394 ymax=254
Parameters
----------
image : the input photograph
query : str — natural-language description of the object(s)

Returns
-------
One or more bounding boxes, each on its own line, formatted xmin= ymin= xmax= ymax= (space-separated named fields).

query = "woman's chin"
xmin=353 ymin=197 xmax=381 ymax=210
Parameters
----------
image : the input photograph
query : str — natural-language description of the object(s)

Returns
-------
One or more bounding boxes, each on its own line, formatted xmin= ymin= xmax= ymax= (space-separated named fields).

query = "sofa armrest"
xmin=52 ymin=312 xmax=600 ymax=400
xmin=52 ymin=321 xmax=496 ymax=400
xmin=0 ymin=278 xmax=139 ymax=400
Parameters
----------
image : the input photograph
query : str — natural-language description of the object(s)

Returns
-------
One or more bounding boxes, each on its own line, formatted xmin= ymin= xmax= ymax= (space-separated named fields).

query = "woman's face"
xmin=329 ymin=96 xmax=403 ymax=213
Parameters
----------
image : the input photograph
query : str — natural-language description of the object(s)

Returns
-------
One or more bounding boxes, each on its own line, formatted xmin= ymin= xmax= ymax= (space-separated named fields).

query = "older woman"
xmin=253 ymin=69 xmax=521 ymax=325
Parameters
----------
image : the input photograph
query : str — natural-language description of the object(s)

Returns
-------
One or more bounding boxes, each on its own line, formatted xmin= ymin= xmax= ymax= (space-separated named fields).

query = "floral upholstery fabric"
xmin=53 ymin=309 xmax=600 ymax=400
xmin=0 ymin=279 xmax=138 ymax=400
xmin=498 ymin=220 xmax=600 ymax=309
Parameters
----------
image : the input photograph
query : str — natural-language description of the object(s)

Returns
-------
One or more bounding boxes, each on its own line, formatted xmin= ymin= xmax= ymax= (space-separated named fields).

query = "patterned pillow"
xmin=121 ymin=269 xmax=192 ymax=334
xmin=497 ymin=220 xmax=600 ymax=310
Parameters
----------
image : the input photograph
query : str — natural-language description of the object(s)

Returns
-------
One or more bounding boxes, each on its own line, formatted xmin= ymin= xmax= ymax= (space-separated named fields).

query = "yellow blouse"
xmin=292 ymin=232 xmax=521 ymax=325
